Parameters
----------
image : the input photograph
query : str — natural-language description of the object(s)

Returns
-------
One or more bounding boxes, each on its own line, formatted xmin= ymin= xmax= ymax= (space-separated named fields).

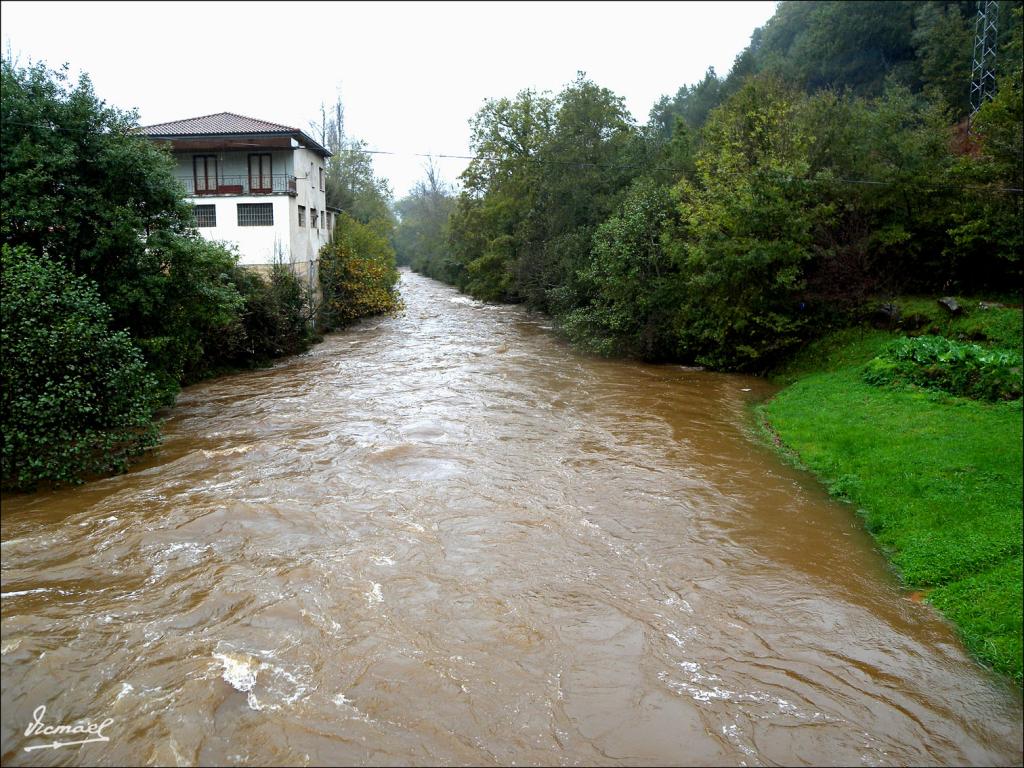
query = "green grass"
xmin=758 ymin=296 xmax=1023 ymax=685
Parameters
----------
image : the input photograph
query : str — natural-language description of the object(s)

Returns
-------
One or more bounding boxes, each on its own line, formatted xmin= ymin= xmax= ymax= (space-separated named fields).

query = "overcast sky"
xmin=2 ymin=1 xmax=777 ymax=197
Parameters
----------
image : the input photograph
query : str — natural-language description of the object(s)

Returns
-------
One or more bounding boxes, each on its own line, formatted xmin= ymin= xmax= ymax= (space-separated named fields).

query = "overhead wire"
xmin=308 ymin=147 xmax=1024 ymax=194
xmin=3 ymin=119 xmax=1022 ymax=194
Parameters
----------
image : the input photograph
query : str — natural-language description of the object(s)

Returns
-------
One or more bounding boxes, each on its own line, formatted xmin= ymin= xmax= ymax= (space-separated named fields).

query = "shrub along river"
xmin=2 ymin=269 xmax=1022 ymax=766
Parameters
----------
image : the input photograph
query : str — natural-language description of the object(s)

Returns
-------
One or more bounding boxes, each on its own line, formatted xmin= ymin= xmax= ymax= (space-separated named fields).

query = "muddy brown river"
xmin=2 ymin=269 xmax=1022 ymax=766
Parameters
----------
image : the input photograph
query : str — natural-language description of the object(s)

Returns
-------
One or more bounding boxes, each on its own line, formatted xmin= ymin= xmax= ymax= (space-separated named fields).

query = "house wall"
xmin=190 ymin=195 xmax=292 ymax=265
xmin=175 ymin=146 xmax=330 ymax=267
xmin=290 ymin=147 xmax=330 ymax=264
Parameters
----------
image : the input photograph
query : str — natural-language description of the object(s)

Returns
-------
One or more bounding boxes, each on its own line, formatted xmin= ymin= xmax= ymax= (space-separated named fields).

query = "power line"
xmin=332 ymin=147 xmax=1024 ymax=194
xmin=4 ymin=119 xmax=1022 ymax=194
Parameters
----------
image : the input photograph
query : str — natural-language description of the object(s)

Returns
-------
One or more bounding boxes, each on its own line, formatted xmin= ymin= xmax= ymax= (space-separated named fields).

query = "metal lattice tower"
xmin=969 ymin=0 xmax=999 ymax=120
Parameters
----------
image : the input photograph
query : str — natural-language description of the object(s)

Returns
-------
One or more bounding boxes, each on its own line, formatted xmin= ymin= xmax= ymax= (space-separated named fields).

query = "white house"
xmin=139 ymin=112 xmax=341 ymax=288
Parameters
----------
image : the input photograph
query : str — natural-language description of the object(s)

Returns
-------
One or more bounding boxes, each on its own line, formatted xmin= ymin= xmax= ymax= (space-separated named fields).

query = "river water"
xmin=2 ymin=269 xmax=1021 ymax=766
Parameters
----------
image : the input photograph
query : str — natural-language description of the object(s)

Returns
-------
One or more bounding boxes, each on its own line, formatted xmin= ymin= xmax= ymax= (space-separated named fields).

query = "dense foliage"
xmin=652 ymin=0 xmax=1021 ymax=131
xmin=0 ymin=59 xmax=253 ymax=400
xmin=1 ymin=246 xmax=161 ymax=488
xmin=560 ymin=178 xmax=677 ymax=358
xmin=402 ymin=1 xmax=1022 ymax=372
xmin=863 ymin=335 xmax=1023 ymax=401
xmin=202 ymin=262 xmax=317 ymax=371
xmin=310 ymin=96 xmax=403 ymax=330
xmin=319 ymin=213 xmax=403 ymax=329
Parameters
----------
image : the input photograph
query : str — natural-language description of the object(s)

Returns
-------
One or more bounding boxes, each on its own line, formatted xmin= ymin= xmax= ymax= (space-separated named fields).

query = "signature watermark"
xmin=22 ymin=705 xmax=114 ymax=752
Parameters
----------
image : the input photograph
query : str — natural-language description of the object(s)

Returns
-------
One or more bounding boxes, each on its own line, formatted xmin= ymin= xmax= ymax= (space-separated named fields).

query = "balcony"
xmin=181 ymin=174 xmax=298 ymax=197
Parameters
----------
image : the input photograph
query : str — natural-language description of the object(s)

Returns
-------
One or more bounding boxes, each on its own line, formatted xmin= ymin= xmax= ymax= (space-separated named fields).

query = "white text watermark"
xmin=23 ymin=705 xmax=114 ymax=752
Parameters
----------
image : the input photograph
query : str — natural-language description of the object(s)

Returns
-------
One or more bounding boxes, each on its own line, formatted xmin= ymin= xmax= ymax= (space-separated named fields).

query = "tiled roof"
xmin=138 ymin=111 xmax=330 ymax=156
xmin=138 ymin=112 xmax=298 ymax=136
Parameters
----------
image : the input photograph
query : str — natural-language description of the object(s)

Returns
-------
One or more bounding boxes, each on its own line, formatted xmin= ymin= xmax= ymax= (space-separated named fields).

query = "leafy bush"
xmin=563 ymin=179 xmax=682 ymax=359
xmin=889 ymin=296 xmax=1024 ymax=349
xmin=319 ymin=213 xmax=402 ymax=330
xmin=1 ymin=246 xmax=161 ymax=489
xmin=198 ymin=263 xmax=315 ymax=373
xmin=669 ymin=77 xmax=819 ymax=371
xmin=236 ymin=263 xmax=315 ymax=360
xmin=2 ymin=59 xmax=247 ymax=394
xmin=863 ymin=335 xmax=1023 ymax=401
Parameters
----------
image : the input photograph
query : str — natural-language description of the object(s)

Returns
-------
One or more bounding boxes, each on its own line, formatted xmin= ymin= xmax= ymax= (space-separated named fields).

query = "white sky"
xmin=2 ymin=1 xmax=777 ymax=198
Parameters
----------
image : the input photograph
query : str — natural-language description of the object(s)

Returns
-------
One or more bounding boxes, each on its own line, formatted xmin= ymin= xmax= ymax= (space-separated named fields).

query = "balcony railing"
xmin=181 ymin=174 xmax=298 ymax=197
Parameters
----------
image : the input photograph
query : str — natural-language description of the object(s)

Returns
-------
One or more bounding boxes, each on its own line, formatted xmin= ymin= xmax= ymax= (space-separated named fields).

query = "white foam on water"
xmin=663 ymin=595 xmax=695 ymax=613
xmin=158 ymin=542 xmax=210 ymax=565
xmin=201 ymin=445 xmax=253 ymax=458
xmin=165 ymin=542 xmax=199 ymax=554
xmin=667 ymin=633 xmax=688 ymax=649
xmin=214 ymin=652 xmax=259 ymax=692
xmin=269 ymin=665 xmax=310 ymax=705
xmin=1 ymin=588 xmax=68 ymax=599
xmin=331 ymin=692 xmax=383 ymax=724
xmin=722 ymin=723 xmax=758 ymax=758
xmin=213 ymin=652 xmax=263 ymax=710
xmin=659 ymin=667 xmax=825 ymax=725
xmin=365 ymin=583 xmax=384 ymax=605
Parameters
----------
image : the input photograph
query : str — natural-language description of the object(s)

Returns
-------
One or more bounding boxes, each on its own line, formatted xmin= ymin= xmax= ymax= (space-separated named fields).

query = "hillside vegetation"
xmin=396 ymin=1 xmax=1021 ymax=371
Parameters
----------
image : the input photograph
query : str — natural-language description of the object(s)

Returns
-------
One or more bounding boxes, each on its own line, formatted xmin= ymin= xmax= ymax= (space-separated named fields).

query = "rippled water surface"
xmin=2 ymin=270 xmax=1022 ymax=766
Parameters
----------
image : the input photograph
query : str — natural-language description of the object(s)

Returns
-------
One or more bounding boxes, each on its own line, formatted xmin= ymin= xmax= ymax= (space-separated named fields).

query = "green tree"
xmin=524 ymin=73 xmax=643 ymax=314
xmin=450 ymin=88 xmax=556 ymax=302
xmin=394 ymin=161 xmax=457 ymax=277
xmin=202 ymin=263 xmax=316 ymax=368
xmin=330 ymin=136 xmax=395 ymax=227
xmin=430 ymin=0 xmax=1023 ymax=372
xmin=756 ymin=1 xmax=920 ymax=95
xmin=319 ymin=213 xmax=402 ymax=329
xmin=649 ymin=67 xmax=725 ymax=136
xmin=1 ymin=57 xmax=246 ymax=399
xmin=946 ymin=5 xmax=1024 ymax=289
xmin=447 ymin=75 xmax=646 ymax=311
xmin=668 ymin=77 xmax=821 ymax=370
xmin=310 ymin=95 xmax=395 ymax=228
xmin=562 ymin=178 xmax=680 ymax=358
xmin=1 ymin=246 xmax=161 ymax=489
xmin=912 ymin=2 xmax=974 ymax=118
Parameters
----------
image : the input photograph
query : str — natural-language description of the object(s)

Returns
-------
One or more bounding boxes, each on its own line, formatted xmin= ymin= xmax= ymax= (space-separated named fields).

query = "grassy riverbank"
xmin=757 ymin=298 xmax=1023 ymax=685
